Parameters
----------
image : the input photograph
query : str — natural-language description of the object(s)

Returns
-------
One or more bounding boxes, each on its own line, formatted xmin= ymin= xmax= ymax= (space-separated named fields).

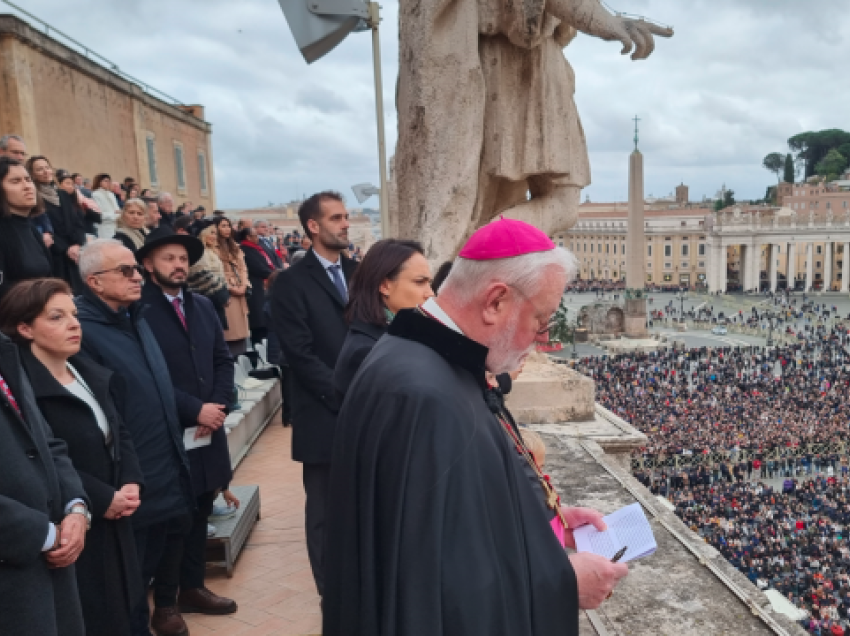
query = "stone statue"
xmin=396 ymin=0 xmax=673 ymax=263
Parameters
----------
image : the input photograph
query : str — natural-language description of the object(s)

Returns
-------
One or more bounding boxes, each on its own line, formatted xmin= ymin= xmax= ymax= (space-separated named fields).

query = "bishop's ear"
xmin=481 ymin=283 xmax=512 ymax=326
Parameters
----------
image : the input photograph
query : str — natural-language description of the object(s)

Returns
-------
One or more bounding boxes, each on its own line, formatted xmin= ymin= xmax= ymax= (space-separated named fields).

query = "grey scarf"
xmin=37 ymin=183 xmax=60 ymax=207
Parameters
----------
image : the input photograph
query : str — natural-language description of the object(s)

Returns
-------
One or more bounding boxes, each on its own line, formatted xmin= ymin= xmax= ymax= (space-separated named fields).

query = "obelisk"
xmin=624 ymin=117 xmax=648 ymax=337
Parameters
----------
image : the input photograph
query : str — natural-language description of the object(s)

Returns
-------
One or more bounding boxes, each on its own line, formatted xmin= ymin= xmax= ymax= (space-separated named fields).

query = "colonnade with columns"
xmin=706 ymin=237 xmax=850 ymax=293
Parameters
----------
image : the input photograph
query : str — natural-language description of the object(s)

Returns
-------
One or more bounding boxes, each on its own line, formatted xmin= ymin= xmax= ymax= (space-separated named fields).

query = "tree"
xmin=788 ymin=129 xmax=850 ymax=178
xmin=783 ymin=153 xmax=795 ymax=183
xmin=815 ymin=149 xmax=849 ymax=181
xmin=764 ymin=185 xmax=776 ymax=205
xmin=713 ymin=189 xmax=735 ymax=212
xmin=762 ymin=153 xmax=784 ymax=182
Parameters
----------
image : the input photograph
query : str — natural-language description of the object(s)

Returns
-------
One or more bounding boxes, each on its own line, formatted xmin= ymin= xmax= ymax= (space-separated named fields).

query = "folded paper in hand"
xmin=573 ymin=502 xmax=656 ymax=563
xmin=184 ymin=427 xmax=212 ymax=451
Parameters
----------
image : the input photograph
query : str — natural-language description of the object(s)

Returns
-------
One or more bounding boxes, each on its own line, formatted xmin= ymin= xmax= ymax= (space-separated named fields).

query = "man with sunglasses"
xmin=75 ymin=239 xmax=194 ymax=636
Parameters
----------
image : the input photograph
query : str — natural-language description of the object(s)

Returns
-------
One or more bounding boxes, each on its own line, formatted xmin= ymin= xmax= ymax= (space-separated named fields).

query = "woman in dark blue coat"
xmin=333 ymin=239 xmax=434 ymax=400
xmin=1 ymin=278 xmax=145 ymax=636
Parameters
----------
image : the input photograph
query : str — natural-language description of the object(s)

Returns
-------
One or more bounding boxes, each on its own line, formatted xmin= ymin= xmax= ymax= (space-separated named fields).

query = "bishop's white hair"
xmin=440 ymin=247 xmax=578 ymax=302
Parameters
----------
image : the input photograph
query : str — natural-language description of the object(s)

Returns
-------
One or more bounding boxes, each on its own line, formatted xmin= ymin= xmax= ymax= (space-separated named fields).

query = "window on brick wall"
xmin=146 ymin=133 xmax=158 ymax=187
xmin=173 ymin=142 xmax=186 ymax=193
xmin=197 ymin=149 xmax=209 ymax=196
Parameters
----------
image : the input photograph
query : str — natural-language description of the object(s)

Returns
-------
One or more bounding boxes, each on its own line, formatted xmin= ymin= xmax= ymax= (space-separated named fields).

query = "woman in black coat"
xmin=0 ymin=278 xmax=145 ymax=636
xmin=26 ymin=157 xmax=87 ymax=292
xmin=0 ymin=157 xmax=53 ymax=300
xmin=333 ymin=239 xmax=433 ymax=399
xmin=239 ymin=226 xmax=275 ymax=345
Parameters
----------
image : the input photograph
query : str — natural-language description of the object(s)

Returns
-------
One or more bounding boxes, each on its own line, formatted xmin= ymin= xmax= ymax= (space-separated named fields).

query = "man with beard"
xmin=137 ymin=232 xmax=239 ymax=622
xmin=270 ymin=191 xmax=356 ymax=596
xmin=323 ymin=218 xmax=627 ymax=636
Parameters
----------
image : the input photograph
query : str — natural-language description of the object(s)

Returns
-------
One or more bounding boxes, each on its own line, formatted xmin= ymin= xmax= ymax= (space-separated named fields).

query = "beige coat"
xmin=214 ymin=245 xmax=250 ymax=342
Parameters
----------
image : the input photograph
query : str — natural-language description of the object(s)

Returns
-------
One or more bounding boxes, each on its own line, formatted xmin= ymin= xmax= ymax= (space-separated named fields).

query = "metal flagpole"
xmin=367 ymin=2 xmax=390 ymax=239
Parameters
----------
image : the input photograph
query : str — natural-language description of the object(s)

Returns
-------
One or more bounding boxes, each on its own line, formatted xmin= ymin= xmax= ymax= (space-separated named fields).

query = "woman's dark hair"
xmin=432 ymin=260 xmax=453 ymax=294
xmin=212 ymin=216 xmax=241 ymax=259
xmin=345 ymin=239 xmax=424 ymax=327
xmin=0 ymin=156 xmax=41 ymax=218
xmin=92 ymin=173 xmax=112 ymax=191
xmin=0 ymin=278 xmax=72 ymax=345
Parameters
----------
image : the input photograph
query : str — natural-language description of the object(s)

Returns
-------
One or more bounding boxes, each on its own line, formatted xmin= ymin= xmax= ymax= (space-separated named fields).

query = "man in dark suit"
xmin=137 ymin=232 xmax=238 ymax=617
xmin=255 ymin=219 xmax=284 ymax=269
xmin=270 ymin=190 xmax=355 ymax=596
xmin=0 ymin=332 xmax=89 ymax=636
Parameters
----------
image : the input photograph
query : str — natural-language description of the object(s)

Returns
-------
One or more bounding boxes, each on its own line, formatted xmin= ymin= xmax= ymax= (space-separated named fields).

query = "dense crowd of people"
xmin=579 ymin=332 xmax=850 ymax=459
xmin=578 ymin=328 xmax=850 ymax=633
xmin=676 ymin=477 xmax=850 ymax=634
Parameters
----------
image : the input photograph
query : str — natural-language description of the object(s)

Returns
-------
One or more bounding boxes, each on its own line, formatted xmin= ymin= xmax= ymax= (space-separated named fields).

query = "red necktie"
xmin=0 ymin=371 xmax=21 ymax=416
xmin=171 ymin=297 xmax=187 ymax=330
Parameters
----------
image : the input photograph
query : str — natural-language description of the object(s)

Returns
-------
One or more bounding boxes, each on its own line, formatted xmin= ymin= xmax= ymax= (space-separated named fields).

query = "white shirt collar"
xmin=422 ymin=297 xmax=464 ymax=335
xmin=164 ymin=289 xmax=184 ymax=304
xmin=313 ymin=249 xmax=341 ymax=270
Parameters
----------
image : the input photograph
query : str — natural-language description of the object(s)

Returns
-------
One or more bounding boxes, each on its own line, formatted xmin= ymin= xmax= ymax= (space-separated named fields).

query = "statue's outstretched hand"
xmin=623 ymin=18 xmax=673 ymax=60
xmin=596 ymin=15 xmax=673 ymax=60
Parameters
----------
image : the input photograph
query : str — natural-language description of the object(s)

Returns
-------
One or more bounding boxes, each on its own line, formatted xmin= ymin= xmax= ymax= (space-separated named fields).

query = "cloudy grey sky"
xmin=10 ymin=0 xmax=850 ymax=208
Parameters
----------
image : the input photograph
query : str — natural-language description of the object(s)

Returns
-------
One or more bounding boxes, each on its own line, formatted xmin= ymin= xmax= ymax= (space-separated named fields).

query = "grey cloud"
xmin=294 ymin=86 xmax=350 ymax=114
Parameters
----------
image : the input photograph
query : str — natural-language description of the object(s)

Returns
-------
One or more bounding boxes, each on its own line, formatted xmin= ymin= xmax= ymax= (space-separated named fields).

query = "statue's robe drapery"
xmin=478 ymin=0 xmax=590 ymax=184
xmin=396 ymin=0 xmax=590 ymax=261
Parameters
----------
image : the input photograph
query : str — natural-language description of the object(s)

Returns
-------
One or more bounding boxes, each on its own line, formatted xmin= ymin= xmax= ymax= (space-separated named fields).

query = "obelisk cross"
xmin=633 ymin=115 xmax=641 ymax=151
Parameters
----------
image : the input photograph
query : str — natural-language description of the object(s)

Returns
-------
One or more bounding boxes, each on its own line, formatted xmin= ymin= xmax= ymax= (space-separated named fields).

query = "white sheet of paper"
xmin=573 ymin=502 xmax=657 ymax=563
xmin=183 ymin=427 xmax=212 ymax=451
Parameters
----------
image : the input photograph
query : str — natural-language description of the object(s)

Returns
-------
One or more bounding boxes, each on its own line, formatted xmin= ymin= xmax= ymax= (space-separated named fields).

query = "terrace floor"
xmin=185 ymin=416 xmax=322 ymax=636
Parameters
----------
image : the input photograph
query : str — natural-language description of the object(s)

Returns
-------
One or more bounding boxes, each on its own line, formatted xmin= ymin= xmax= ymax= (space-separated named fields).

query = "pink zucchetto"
xmin=458 ymin=216 xmax=555 ymax=260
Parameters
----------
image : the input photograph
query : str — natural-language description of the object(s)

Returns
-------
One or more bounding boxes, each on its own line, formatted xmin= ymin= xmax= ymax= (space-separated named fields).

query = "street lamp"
xmin=279 ymin=0 xmax=390 ymax=239
xmin=677 ymin=288 xmax=688 ymax=323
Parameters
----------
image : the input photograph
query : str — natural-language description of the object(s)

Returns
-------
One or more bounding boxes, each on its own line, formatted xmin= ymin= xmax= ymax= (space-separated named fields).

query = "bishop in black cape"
xmin=323 ymin=308 xmax=579 ymax=635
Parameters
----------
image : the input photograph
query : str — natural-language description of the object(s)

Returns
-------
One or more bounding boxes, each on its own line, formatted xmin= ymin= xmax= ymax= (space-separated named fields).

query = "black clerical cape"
xmin=323 ymin=309 xmax=579 ymax=636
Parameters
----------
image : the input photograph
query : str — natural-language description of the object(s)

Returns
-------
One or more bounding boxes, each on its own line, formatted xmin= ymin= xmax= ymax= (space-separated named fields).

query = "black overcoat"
xmin=323 ymin=310 xmax=579 ymax=636
xmin=20 ymin=350 xmax=145 ymax=636
xmin=45 ymin=190 xmax=87 ymax=289
xmin=241 ymin=242 xmax=275 ymax=330
xmin=332 ymin=320 xmax=386 ymax=401
xmin=270 ymin=249 xmax=356 ymax=464
xmin=75 ymin=287 xmax=193 ymax=528
xmin=0 ymin=334 xmax=86 ymax=636
xmin=141 ymin=283 xmax=234 ymax=496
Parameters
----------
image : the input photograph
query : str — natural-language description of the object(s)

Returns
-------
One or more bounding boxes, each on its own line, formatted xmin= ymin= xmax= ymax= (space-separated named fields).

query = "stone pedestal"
xmin=623 ymin=297 xmax=648 ymax=337
xmin=506 ymin=353 xmax=595 ymax=424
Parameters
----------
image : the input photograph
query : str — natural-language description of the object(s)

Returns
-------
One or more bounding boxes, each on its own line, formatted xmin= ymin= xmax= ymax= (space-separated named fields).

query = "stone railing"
xmin=713 ymin=209 xmax=850 ymax=232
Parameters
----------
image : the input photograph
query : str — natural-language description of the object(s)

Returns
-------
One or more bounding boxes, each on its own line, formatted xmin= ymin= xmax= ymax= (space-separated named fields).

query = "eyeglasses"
xmin=92 ymin=264 xmax=143 ymax=278
xmin=508 ymin=285 xmax=558 ymax=336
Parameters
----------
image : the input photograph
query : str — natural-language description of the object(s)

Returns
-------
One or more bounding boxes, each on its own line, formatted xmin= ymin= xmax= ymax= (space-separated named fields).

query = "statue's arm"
xmin=547 ymin=0 xmax=673 ymax=60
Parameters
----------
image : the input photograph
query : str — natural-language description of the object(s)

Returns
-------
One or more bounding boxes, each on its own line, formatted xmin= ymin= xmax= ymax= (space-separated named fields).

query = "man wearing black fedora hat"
xmin=138 ymin=232 xmax=239 ymax=629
